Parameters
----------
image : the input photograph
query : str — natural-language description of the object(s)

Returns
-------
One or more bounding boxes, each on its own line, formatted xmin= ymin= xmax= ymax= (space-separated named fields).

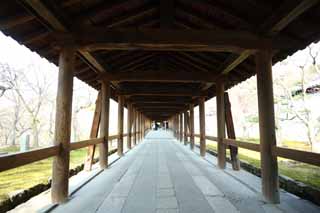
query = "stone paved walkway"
xmin=50 ymin=130 xmax=320 ymax=213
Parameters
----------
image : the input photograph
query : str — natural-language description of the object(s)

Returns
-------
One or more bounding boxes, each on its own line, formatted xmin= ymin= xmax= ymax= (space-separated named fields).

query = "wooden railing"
xmin=0 ymin=132 xmax=139 ymax=172
xmin=191 ymin=134 xmax=320 ymax=167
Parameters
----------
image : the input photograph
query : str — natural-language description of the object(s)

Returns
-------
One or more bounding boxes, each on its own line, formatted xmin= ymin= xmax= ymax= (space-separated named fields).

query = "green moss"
xmin=0 ymin=148 xmax=87 ymax=202
xmin=206 ymin=140 xmax=320 ymax=189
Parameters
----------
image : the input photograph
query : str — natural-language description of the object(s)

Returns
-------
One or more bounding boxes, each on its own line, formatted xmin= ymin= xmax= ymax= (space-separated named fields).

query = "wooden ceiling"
xmin=0 ymin=0 xmax=320 ymax=120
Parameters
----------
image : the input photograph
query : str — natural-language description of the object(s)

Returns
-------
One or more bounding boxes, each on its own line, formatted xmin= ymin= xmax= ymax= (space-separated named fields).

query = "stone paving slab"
xmin=44 ymin=130 xmax=320 ymax=213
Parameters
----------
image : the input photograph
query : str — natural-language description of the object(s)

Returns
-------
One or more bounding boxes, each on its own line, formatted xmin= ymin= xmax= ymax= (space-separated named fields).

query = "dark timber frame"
xmin=1 ymin=0 xmax=320 ymax=206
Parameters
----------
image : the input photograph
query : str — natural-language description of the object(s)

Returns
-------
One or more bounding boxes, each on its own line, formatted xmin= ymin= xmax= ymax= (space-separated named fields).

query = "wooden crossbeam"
xmin=98 ymin=70 xmax=217 ymax=83
xmin=21 ymin=1 xmax=111 ymax=77
xmin=202 ymin=0 xmax=319 ymax=91
xmin=53 ymin=28 xmax=281 ymax=53
xmin=121 ymin=89 xmax=204 ymax=97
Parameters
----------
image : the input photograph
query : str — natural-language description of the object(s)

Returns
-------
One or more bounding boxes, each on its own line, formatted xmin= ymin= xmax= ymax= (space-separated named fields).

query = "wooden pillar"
xmin=189 ymin=103 xmax=195 ymax=150
xmin=127 ymin=103 xmax=132 ymax=149
xmin=51 ymin=46 xmax=75 ymax=203
xmin=84 ymin=92 xmax=101 ymax=171
xmin=133 ymin=108 xmax=136 ymax=145
xmin=99 ymin=81 xmax=110 ymax=168
xmin=117 ymin=95 xmax=124 ymax=156
xmin=256 ymin=50 xmax=279 ymax=203
xmin=184 ymin=111 xmax=188 ymax=145
xmin=224 ymin=92 xmax=240 ymax=170
xmin=179 ymin=113 xmax=183 ymax=142
xmin=199 ymin=97 xmax=206 ymax=157
xmin=216 ymin=81 xmax=226 ymax=169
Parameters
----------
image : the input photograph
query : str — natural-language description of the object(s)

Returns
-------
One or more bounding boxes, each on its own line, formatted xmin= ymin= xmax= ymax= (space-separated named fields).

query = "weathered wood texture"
xmin=0 ymin=146 xmax=59 ymax=172
xmin=51 ymin=47 xmax=75 ymax=203
xmin=256 ymin=50 xmax=279 ymax=203
xmin=179 ymin=113 xmax=183 ymax=142
xmin=117 ymin=95 xmax=124 ymax=155
xmin=84 ymin=92 xmax=101 ymax=171
xmin=127 ymin=103 xmax=132 ymax=149
xmin=199 ymin=97 xmax=206 ymax=157
xmin=224 ymin=92 xmax=240 ymax=170
xmin=184 ymin=111 xmax=188 ymax=145
xmin=216 ymin=81 xmax=226 ymax=169
xmin=189 ymin=104 xmax=195 ymax=150
xmin=99 ymin=81 xmax=110 ymax=168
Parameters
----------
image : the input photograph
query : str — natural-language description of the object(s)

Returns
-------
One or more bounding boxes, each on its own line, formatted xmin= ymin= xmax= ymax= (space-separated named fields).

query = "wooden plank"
xmin=223 ymin=139 xmax=260 ymax=152
xmin=273 ymin=147 xmax=320 ymax=167
xmin=51 ymin=46 xmax=75 ymax=203
xmin=256 ymin=50 xmax=279 ymax=203
xmin=70 ymin=138 xmax=104 ymax=151
xmin=224 ymin=92 xmax=240 ymax=170
xmin=84 ymin=92 xmax=101 ymax=171
xmin=216 ymin=81 xmax=226 ymax=169
xmin=54 ymin=28 xmax=277 ymax=53
xmin=199 ymin=97 xmax=206 ymax=156
xmin=0 ymin=146 xmax=59 ymax=172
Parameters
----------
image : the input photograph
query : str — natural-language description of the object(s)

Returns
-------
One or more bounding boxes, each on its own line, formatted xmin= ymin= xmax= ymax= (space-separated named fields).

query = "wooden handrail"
xmin=192 ymin=133 xmax=319 ymax=166
xmin=70 ymin=138 xmax=104 ymax=151
xmin=0 ymin=132 xmax=142 ymax=172
xmin=273 ymin=146 xmax=320 ymax=167
xmin=223 ymin=138 xmax=260 ymax=152
xmin=0 ymin=146 xmax=60 ymax=172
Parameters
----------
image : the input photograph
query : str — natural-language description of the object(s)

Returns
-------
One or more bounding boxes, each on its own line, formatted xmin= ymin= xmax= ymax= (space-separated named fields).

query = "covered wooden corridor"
xmin=13 ymin=131 xmax=320 ymax=213
xmin=1 ymin=0 xmax=320 ymax=212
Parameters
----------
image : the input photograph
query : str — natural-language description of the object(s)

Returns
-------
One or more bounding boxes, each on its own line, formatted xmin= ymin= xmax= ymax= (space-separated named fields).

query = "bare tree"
xmin=274 ymin=45 xmax=320 ymax=152
xmin=0 ymin=62 xmax=52 ymax=147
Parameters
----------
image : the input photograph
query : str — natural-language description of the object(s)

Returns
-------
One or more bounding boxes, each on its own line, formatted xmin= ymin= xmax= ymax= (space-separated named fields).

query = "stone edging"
xmin=203 ymin=148 xmax=320 ymax=206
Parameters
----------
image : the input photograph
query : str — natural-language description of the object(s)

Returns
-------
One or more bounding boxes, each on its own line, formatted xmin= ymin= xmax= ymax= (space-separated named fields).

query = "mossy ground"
xmin=0 ymin=147 xmax=95 ymax=201
xmin=202 ymin=138 xmax=320 ymax=189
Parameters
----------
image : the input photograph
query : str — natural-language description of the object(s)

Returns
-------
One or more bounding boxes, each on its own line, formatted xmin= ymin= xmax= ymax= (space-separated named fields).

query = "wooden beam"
xmin=262 ymin=0 xmax=320 ymax=35
xmin=202 ymin=0 xmax=318 ymax=91
xmin=216 ymin=81 xmax=226 ymax=169
xmin=179 ymin=113 xmax=183 ymax=142
xmin=84 ymin=92 xmax=101 ymax=171
xmin=127 ymin=103 xmax=132 ymax=149
xmin=189 ymin=103 xmax=195 ymax=150
xmin=224 ymin=92 xmax=240 ymax=171
xmin=256 ymin=50 xmax=279 ymax=203
xmin=99 ymin=81 xmax=110 ymax=168
xmin=98 ymin=70 xmax=217 ymax=83
xmin=21 ymin=0 xmax=117 ymax=87
xmin=53 ymin=28 xmax=278 ymax=53
xmin=0 ymin=146 xmax=59 ymax=172
xmin=184 ymin=111 xmax=188 ymax=145
xmin=51 ymin=46 xmax=75 ymax=203
xmin=120 ymin=89 xmax=204 ymax=97
xmin=199 ymin=97 xmax=206 ymax=157
xmin=117 ymin=95 xmax=124 ymax=156
xmin=0 ymin=13 xmax=34 ymax=30
xmin=133 ymin=108 xmax=137 ymax=146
